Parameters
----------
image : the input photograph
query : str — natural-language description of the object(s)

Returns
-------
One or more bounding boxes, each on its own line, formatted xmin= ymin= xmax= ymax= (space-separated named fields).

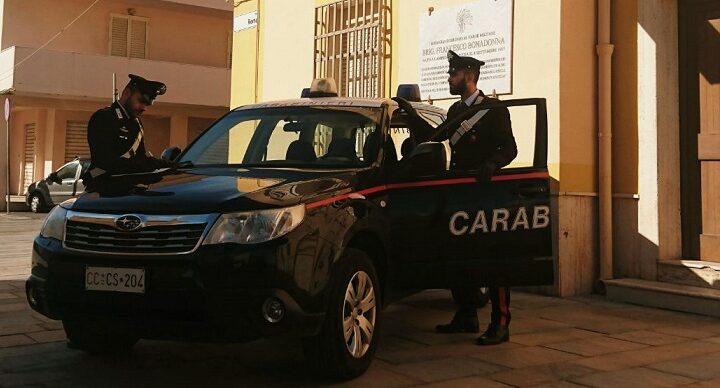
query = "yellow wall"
xmin=559 ymin=0 xmax=597 ymax=192
xmin=611 ymin=0 xmax=639 ymax=195
xmin=230 ymin=0 xmax=261 ymax=107
xmin=261 ymin=0 xmax=315 ymax=101
xmin=2 ymin=0 xmax=231 ymax=68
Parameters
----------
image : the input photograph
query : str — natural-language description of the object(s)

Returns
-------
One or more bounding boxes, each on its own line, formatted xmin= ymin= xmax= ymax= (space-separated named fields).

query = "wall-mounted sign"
xmin=233 ymin=11 xmax=258 ymax=32
xmin=418 ymin=0 xmax=514 ymax=100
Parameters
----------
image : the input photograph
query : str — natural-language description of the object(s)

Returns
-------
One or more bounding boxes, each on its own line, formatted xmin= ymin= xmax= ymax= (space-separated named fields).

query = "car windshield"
xmin=180 ymin=106 xmax=384 ymax=168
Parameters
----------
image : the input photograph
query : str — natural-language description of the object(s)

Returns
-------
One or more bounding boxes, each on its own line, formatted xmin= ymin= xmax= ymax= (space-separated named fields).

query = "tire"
xmin=302 ymin=248 xmax=381 ymax=380
xmin=28 ymin=193 xmax=44 ymax=213
xmin=62 ymin=319 xmax=139 ymax=354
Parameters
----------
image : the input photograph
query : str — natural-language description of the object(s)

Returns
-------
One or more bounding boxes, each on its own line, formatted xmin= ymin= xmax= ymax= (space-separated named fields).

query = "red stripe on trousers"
xmin=498 ymin=287 xmax=508 ymax=327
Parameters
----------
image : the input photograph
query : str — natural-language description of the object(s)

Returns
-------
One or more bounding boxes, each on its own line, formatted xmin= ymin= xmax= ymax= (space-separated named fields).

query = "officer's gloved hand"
xmin=391 ymin=97 xmax=419 ymax=117
xmin=476 ymin=161 xmax=497 ymax=182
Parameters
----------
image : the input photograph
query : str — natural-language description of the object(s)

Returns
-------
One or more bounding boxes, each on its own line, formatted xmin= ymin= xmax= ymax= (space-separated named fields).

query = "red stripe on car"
xmin=305 ymin=171 xmax=549 ymax=209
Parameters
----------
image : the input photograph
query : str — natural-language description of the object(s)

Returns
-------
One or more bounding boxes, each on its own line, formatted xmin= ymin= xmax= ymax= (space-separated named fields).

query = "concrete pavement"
xmin=1 ymin=213 xmax=720 ymax=387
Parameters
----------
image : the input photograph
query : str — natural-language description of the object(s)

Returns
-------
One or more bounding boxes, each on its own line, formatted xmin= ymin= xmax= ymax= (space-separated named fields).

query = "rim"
xmin=30 ymin=196 xmax=40 ymax=212
xmin=342 ymin=270 xmax=376 ymax=359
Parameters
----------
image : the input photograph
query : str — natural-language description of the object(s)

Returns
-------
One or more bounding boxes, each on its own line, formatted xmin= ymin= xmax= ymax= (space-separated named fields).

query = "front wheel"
xmin=302 ymin=248 xmax=381 ymax=380
xmin=28 ymin=193 xmax=44 ymax=213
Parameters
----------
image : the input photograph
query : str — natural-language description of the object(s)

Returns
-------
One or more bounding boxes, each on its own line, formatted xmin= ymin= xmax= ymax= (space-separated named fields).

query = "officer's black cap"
xmin=447 ymin=50 xmax=485 ymax=74
xmin=127 ymin=74 xmax=166 ymax=104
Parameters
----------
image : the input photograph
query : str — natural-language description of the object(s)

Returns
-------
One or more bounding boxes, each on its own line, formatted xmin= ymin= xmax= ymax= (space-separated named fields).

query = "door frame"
xmin=679 ymin=0 xmax=720 ymax=259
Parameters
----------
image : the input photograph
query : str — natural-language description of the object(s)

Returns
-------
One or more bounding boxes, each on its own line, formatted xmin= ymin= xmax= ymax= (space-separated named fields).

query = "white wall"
xmin=10 ymin=47 xmax=230 ymax=107
xmin=162 ymin=0 xmax=232 ymax=11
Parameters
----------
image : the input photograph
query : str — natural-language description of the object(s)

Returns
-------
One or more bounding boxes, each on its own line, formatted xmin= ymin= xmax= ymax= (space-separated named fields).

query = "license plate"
xmin=85 ymin=267 xmax=145 ymax=294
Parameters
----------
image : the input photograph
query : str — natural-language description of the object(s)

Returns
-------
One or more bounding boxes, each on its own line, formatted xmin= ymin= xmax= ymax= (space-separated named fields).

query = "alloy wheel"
xmin=342 ymin=270 xmax=376 ymax=358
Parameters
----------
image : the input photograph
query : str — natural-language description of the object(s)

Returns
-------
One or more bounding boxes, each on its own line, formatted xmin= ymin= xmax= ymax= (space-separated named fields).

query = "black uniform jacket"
xmin=414 ymin=92 xmax=518 ymax=170
xmin=85 ymin=101 xmax=165 ymax=179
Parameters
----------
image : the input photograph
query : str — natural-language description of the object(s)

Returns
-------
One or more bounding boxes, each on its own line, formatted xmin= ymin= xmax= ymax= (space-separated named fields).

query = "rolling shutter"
xmin=65 ymin=121 xmax=90 ymax=163
xmin=110 ymin=15 xmax=148 ymax=59
xmin=22 ymin=124 xmax=36 ymax=194
xmin=110 ymin=16 xmax=129 ymax=57
xmin=129 ymin=19 xmax=147 ymax=59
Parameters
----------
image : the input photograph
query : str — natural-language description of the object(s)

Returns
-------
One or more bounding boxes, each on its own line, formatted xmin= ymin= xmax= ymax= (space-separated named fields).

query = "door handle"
xmin=514 ymin=185 xmax=546 ymax=196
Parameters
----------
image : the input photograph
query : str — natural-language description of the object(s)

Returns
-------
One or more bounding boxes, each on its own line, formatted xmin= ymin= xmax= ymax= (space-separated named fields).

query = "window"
xmin=181 ymin=106 xmax=383 ymax=168
xmin=56 ymin=162 xmax=79 ymax=181
xmin=110 ymin=14 xmax=149 ymax=59
xmin=314 ymin=0 xmax=388 ymax=98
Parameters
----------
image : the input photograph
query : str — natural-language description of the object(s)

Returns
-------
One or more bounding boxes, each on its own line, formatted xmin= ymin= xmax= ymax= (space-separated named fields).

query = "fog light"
xmin=262 ymin=298 xmax=285 ymax=323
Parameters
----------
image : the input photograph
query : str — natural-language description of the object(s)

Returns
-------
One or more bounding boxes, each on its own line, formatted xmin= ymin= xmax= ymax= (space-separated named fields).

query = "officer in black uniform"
xmin=83 ymin=74 xmax=171 ymax=191
xmin=394 ymin=50 xmax=517 ymax=346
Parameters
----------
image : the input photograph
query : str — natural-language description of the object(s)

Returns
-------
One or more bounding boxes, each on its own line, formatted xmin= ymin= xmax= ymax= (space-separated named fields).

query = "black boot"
xmin=435 ymin=313 xmax=479 ymax=334
xmin=476 ymin=324 xmax=509 ymax=345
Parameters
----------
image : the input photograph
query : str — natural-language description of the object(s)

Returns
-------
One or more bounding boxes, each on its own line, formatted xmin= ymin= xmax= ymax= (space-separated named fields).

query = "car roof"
xmin=234 ymin=97 xmax=447 ymax=115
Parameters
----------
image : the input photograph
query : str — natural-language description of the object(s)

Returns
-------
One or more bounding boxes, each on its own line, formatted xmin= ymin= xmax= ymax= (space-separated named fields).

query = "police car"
xmin=26 ymin=78 xmax=553 ymax=379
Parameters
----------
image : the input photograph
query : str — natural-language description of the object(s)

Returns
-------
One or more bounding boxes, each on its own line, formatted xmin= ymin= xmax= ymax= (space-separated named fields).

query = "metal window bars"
xmin=314 ymin=0 xmax=388 ymax=98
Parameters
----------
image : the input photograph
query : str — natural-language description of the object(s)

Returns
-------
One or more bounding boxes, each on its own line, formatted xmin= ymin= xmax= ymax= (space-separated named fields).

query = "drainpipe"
xmin=597 ymin=0 xmax=614 ymax=286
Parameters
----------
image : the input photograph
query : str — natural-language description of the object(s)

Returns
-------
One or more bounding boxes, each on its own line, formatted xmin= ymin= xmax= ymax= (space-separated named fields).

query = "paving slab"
xmin=609 ymin=330 xmax=689 ymax=346
xmin=646 ymin=351 xmax=720 ymax=380
xmin=471 ymin=346 xmax=579 ymax=369
xmin=543 ymin=336 xmax=648 ymax=357
xmin=486 ymin=362 xmax=598 ymax=387
xmin=571 ymin=340 xmax=720 ymax=372
xmin=390 ymin=356 xmax=507 ymax=383
xmin=570 ymin=367 xmax=696 ymax=388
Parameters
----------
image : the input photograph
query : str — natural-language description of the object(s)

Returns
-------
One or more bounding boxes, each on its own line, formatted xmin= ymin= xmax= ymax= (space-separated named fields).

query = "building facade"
xmin=229 ymin=0 xmax=720 ymax=308
xmin=0 ymin=0 xmax=233 ymax=208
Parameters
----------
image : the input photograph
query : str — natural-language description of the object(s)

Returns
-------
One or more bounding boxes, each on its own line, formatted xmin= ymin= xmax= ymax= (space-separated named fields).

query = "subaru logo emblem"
xmin=114 ymin=215 xmax=143 ymax=231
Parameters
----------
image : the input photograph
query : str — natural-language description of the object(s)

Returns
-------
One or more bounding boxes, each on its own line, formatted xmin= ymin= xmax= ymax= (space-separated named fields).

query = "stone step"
xmin=605 ymin=278 xmax=720 ymax=318
xmin=658 ymin=260 xmax=720 ymax=290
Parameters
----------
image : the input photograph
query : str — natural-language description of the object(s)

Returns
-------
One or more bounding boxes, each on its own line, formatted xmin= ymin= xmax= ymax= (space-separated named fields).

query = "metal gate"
xmin=22 ymin=124 xmax=36 ymax=194
xmin=65 ymin=121 xmax=90 ymax=162
xmin=314 ymin=0 xmax=388 ymax=98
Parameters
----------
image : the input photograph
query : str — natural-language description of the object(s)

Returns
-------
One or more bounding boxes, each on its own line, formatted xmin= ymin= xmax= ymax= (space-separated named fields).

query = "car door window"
xmin=56 ymin=163 xmax=79 ymax=180
xmin=390 ymin=109 xmax=445 ymax=161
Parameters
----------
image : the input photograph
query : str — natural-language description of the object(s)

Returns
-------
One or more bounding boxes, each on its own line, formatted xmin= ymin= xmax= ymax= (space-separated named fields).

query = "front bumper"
xmin=26 ymin=236 xmax=325 ymax=342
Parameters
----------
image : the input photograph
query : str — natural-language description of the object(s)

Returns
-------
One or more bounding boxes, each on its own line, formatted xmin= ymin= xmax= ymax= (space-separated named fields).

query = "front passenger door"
xmin=48 ymin=161 xmax=80 ymax=204
xmin=391 ymin=99 xmax=554 ymax=289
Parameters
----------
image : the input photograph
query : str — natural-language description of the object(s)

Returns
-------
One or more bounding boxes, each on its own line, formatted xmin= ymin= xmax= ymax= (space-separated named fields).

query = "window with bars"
xmin=110 ymin=14 xmax=149 ymax=59
xmin=314 ymin=0 xmax=388 ymax=98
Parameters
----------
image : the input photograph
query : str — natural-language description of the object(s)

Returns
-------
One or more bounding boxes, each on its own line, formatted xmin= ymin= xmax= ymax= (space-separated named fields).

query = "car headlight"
xmin=203 ymin=205 xmax=305 ymax=245
xmin=40 ymin=205 xmax=68 ymax=241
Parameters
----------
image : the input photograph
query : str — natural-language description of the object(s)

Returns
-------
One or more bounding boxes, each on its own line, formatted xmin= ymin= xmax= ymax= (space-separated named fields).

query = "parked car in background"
xmin=25 ymin=159 xmax=89 ymax=212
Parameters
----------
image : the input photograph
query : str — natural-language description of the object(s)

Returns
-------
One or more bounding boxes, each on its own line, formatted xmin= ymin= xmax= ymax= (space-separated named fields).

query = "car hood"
xmin=69 ymin=167 xmax=356 ymax=214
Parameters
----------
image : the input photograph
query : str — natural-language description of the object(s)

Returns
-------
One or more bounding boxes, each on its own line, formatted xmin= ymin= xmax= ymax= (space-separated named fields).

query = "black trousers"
xmin=451 ymin=286 xmax=511 ymax=328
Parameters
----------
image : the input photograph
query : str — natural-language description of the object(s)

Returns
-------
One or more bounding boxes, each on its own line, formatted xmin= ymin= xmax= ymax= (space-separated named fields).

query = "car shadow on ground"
xmin=0 ymin=283 xmax=468 ymax=387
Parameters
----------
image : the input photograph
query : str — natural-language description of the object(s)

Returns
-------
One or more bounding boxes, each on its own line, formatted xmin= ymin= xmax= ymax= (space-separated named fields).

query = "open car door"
xmin=389 ymin=98 xmax=554 ymax=289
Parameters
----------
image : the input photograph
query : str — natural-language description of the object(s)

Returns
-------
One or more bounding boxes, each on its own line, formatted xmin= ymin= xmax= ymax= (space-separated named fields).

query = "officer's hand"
xmin=391 ymin=97 xmax=418 ymax=117
xmin=476 ymin=161 xmax=497 ymax=182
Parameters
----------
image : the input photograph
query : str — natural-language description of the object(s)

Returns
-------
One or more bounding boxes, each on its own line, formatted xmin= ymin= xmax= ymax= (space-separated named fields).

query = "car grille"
xmin=63 ymin=212 xmax=214 ymax=255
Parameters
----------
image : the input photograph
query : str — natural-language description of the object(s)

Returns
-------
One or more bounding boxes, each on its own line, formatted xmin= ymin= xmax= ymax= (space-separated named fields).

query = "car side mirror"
xmin=405 ymin=142 xmax=447 ymax=176
xmin=161 ymin=146 xmax=182 ymax=162
xmin=47 ymin=172 xmax=61 ymax=184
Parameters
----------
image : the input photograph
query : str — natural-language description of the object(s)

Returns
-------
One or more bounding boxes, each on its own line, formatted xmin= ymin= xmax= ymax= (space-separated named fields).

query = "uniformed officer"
xmin=83 ymin=74 xmax=171 ymax=191
xmin=393 ymin=50 xmax=517 ymax=346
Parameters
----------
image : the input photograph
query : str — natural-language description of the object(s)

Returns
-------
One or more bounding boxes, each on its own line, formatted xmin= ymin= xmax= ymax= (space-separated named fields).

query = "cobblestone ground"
xmin=1 ymin=213 xmax=720 ymax=387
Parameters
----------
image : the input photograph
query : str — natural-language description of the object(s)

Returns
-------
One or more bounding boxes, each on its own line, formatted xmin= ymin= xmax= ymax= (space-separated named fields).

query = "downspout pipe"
xmin=597 ymin=0 xmax=614 ymax=286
